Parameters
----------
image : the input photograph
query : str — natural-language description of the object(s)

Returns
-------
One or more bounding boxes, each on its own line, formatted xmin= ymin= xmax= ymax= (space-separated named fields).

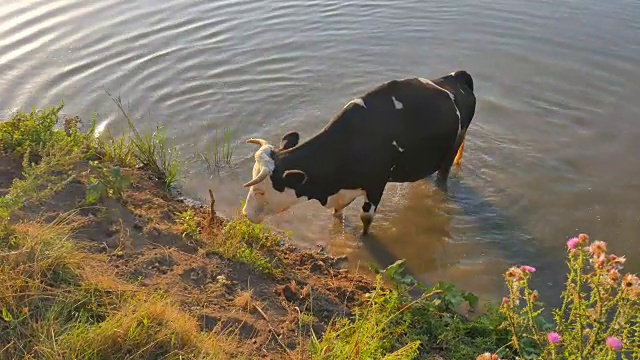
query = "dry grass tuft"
xmin=59 ymin=296 xmax=239 ymax=360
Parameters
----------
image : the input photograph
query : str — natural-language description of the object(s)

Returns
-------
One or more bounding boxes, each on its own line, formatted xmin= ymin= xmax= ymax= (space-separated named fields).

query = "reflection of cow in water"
xmin=241 ymin=70 xmax=477 ymax=235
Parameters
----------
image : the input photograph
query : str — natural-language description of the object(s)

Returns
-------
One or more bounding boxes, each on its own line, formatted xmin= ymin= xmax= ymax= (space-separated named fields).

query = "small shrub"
xmin=0 ymin=104 xmax=63 ymax=155
xmin=0 ymin=141 xmax=83 ymax=230
xmin=0 ymin=103 xmax=95 ymax=157
xmin=494 ymin=233 xmax=640 ymax=360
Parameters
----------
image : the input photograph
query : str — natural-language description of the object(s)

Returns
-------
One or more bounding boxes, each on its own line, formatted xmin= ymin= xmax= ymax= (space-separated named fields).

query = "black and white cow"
xmin=241 ymin=70 xmax=476 ymax=235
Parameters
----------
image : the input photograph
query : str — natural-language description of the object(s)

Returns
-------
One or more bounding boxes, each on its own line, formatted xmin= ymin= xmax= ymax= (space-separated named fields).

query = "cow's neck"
xmin=277 ymin=126 xmax=345 ymax=177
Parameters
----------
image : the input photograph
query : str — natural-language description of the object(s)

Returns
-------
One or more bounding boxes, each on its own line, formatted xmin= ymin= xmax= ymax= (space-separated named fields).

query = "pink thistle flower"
xmin=567 ymin=237 xmax=580 ymax=250
xmin=608 ymin=269 xmax=620 ymax=282
xmin=547 ymin=332 xmax=561 ymax=344
xmin=606 ymin=336 xmax=622 ymax=351
xmin=530 ymin=290 xmax=539 ymax=302
xmin=609 ymin=255 xmax=626 ymax=270
xmin=578 ymin=233 xmax=590 ymax=244
xmin=622 ymin=274 xmax=639 ymax=290
xmin=592 ymin=254 xmax=607 ymax=270
xmin=589 ymin=241 xmax=607 ymax=257
xmin=505 ymin=266 xmax=523 ymax=281
xmin=520 ymin=265 xmax=536 ymax=273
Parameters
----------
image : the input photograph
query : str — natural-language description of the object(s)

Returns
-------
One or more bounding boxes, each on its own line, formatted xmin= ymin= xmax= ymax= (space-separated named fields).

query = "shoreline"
xmin=1 ymin=103 xmax=637 ymax=360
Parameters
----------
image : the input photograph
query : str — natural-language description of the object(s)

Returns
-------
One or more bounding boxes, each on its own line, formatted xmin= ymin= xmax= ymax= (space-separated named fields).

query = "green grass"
xmin=0 ymin=104 xmax=240 ymax=360
xmin=311 ymin=261 xmax=514 ymax=360
xmin=3 ymin=103 xmax=639 ymax=360
xmin=58 ymin=295 xmax=235 ymax=360
xmin=198 ymin=126 xmax=235 ymax=174
xmin=207 ymin=215 xmax=283 ymax=276
xmin=101 ymin=90 xmax=182 ymax=189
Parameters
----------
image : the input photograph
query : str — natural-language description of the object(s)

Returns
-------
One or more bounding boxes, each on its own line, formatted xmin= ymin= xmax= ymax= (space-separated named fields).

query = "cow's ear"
xmin=280 ymin=131 xmax=299 ymax=150
xmin=282 ymin=169 xmax=307 ymax=189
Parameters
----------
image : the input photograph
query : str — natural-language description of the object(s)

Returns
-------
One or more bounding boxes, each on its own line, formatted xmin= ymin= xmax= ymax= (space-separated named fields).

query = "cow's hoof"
xmin=435 ymin=177 xmax=448 ymax=192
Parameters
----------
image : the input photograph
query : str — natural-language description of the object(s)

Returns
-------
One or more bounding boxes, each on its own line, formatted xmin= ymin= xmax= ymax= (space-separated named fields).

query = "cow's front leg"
xmin=360 ymin=185 xmax=386 ymax=236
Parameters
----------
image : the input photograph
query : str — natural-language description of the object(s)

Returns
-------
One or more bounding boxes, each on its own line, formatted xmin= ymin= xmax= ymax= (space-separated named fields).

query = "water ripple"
xmin=1 ymin=0 xmax=639 ymax=301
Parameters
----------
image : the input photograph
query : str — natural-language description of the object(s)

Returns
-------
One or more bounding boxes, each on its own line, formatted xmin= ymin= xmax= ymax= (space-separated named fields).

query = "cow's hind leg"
xmin=360 ymin=184 xmax=387 ymax=236
xmin=436 ymin=130 xmax=467 ymax=192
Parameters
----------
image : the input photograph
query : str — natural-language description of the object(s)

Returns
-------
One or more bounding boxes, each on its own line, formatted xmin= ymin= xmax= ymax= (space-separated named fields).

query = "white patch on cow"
xmin=392 ymin=96 xmax=403 ymax=109
xmin=343 ymin=98 xmax=366 ymax=109
xmin=392 ymin=140 xmax=404 ymax=152
xmin=418 ymin=77 xmax=461 ymax=121
xmin=242 ymin=143 xmax=308 ymax=224
xmin=326 ymin=188 xmax=365 ymax=217
xmin=390 ymin=165 xmax=396 ymax=171
xmin=326 ymin=189 xmax=364 ymax=211
xmin=254 ymin=144 xmax=276 ymax=172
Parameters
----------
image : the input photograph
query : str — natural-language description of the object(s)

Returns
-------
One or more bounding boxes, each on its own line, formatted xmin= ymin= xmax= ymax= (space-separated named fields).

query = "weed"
xmin=0 ymin=142 xmax=83 ymax=231
xmin=84 ymin=161 xmax=132 ymax=205
xmin=314 ymin=260 xmax=513 ymax=360
xmin=207 ymin=215 xmax=282 ymax=276
xmin=97 ymin=128 xmax=136 ymax=168
xmin=0 ymin=213 xmax=116 ymax=359
xmin=311 ymin=276 xmax=422 ymax=360
xmin=0 ymin=103 xmax=96 ymax=158
xmin=175 ymin=209 xmax=201 ymax=239
xmin=104 ymin=90 xmax=182 ymax=189
xmin=198 ymin=127 xmax=234 ymax=174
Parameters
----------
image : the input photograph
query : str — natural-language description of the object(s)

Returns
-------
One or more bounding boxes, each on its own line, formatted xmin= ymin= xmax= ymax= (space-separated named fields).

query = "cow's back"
xmin=305 ymin=74 xmax=471 ymax=189
xmin=338 ymin=78 xmax=462 ymax=182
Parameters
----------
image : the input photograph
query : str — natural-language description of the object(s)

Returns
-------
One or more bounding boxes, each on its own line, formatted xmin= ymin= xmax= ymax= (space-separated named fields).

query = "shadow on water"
xmin=335 ymin=164 xmax=568 ymax=309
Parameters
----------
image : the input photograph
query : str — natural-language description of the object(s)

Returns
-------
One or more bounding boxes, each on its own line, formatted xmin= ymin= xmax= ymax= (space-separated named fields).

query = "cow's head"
xmin=241 ymin=132 xmax=308 ymax=224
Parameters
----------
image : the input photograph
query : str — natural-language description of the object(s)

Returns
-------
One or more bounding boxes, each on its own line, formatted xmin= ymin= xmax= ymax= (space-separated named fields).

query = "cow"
xmin=241 ymin=70 xmax=476 ymax=235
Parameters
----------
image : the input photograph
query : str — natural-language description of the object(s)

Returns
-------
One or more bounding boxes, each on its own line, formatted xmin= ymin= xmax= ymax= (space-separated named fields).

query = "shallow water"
xmin=2 ymin=0 xmax=640 ymax=304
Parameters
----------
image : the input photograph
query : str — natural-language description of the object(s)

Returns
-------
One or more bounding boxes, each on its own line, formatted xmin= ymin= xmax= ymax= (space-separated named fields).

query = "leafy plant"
xmin=175 ymin=209 xmax=200 ymax=239
xmin=0 ymin=104 xmax=63 ymax=155
xmin=84 ymin=161 xmax=132 ymax=205
xmin=0 ymin=103 xmax=96 ymax=158
xmin=316 ymin=261 xmax=512 ymax=360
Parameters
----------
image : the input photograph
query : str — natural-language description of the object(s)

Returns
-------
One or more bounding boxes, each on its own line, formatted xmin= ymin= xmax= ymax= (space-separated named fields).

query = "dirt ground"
xmin=1 ymin=154 xmax=379 ymax=358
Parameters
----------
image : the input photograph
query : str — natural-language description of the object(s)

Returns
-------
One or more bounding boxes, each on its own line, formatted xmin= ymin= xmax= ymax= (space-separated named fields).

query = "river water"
xmin=1 ymin=0 xmax=639 ymax=305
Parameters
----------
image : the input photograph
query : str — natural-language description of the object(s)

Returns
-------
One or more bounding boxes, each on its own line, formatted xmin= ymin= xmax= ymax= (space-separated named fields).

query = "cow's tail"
xmin=450 ymin=70 xmax=474 ymax=165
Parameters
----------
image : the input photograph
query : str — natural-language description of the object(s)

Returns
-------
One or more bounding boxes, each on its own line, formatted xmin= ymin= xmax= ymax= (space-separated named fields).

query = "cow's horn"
xmin=246 ymin=138 xmax=268 ymax=147
xmin=243 ymin=167 xmax=270 ymax=187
